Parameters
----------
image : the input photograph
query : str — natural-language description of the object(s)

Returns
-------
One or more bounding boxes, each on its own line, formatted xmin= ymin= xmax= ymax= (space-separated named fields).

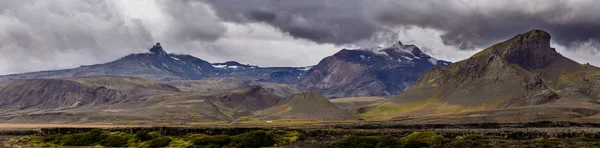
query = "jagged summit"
xmin=149 ymin=42 xmax=167 ymax=55
xmin=473 ymin=29 xmax=558 ymax=70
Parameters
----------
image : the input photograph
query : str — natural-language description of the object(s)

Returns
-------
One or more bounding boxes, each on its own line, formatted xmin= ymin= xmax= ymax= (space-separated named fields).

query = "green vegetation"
xmin=361 ymin=98 xmax=503 ymax=119
xmin=26 ymin=129 xmax=300 ymax=148
xmin=331 ymin=133 xmax=448 ymax=148
xmin=23 ymin=129 xmax=600 ymax=147
xmin=330 ymin=135 xmax=399 ymax=148
xmin=148 ymin=137 xmax=172 ymax=147
xmin=100 ymin=135 xmax=129 ymax=147
xmin=230 ymin=130 xmax=276 ymax=148
xmin=400 ymin=132 xmax=448 ymax=147
xmin=135 ymin=131 xmax=155 ymax=141
xmin=450 ymin=134 xmax=494 ymax=147
xmin=192 ymin=135 xmax=230 ymax=147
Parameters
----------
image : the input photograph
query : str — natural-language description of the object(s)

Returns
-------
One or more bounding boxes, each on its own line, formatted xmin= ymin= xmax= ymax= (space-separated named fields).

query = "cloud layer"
xmin=0 ymin=0 xmax=599 ymax=74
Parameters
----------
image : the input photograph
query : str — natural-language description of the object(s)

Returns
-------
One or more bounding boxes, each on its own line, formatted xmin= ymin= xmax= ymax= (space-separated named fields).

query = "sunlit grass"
xmin=360 ymin=98 xmax=503 ymax=119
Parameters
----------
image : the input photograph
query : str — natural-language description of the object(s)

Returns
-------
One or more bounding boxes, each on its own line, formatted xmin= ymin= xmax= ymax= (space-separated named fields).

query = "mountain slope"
xmin=295 ymin=41 xmax=450 ymax=98
xmin=0 ymin=76 xmax=288 ymax=123
xmin=255 ymin=92 xmax=358 ymax=120
xmin=0 ymin=43 xmax=217 ymax=82
xmin=391 ymin=30 xmax=569 ymax=106
xmin=378 ymin=30 xmax=600 ymax=117
xmin=359 ymin=29 xmax=600 ymax=121
xmin=0 ymin=77 xmax=180 ymax=111
xmin=164 ymin=77 xmax=302 ymax=97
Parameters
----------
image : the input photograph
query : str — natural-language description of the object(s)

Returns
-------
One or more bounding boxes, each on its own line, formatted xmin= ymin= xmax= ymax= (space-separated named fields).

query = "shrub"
xmin=100 ymin=135 xmax=129 ymax=147
xmin=330 ymin=135 xmax=399 ymax=148
xmin=148 ymin=132 xmax=161 ymax=138
xmin=450 ymin=134 xmax=491 ymax=147
xmin=61 ymin=129 xmax=108 ymax=146
xmin=183 ymin=134 xmax=208 ymax=141
xmin=400 ymin=132 xmax=448 ymax=147
xmin=376 ymin=135 xmax=400 ymax=148
xmin=192 ymin=135 xmax=230 ymax=146
xmin=230 ymin=130 xmax=276 ymax=148
xmin=40 ymin=134 xmax=62 ymax=144
xmin=148 ymin=137 xmax=172 ymax=148
xmin=135 ymin=131 xmax=154 ymax=141
xmin=401 ymin=140 xmax=429 ymax=148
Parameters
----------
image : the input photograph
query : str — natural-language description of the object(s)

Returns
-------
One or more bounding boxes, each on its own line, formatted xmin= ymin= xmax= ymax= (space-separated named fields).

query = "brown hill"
xmin=392 ymin=30 xmax=583 ymax=106
xmin=364 ymin=29 xmax=600 ymax=120
xmin=0 ymin=77 xmax=179 ymax=111
xmin=255 ymin=92 xmax=358 ymax=120
xmin=0 ymin=76 xmax=288 ymax=123
xmin=164 ymin=77 xmax=301 ymax=97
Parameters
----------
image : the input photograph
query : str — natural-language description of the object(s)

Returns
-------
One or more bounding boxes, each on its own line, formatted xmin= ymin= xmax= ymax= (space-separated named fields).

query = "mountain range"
xmin=0 ymin=42 xmax=447 ymax=98
xmin=2 ymin=29 xmax=597 ymax=123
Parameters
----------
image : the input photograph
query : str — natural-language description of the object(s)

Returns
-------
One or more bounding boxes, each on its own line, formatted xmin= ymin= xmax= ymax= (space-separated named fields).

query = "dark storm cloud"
xmin=158 ymin=0 xmax=226 ymax=42
xmin=205 ymin=0 xmax=600 ymax=50
xmin=205 ymin=0 xmax=381 ymax=45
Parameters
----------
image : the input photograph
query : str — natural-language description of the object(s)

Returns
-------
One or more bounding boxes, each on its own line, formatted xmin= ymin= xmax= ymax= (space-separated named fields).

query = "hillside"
xmin=0 ymin=76 xmax=179 ymax=111
xmin=255 ymin=92 xmax=358 ymax=120
xmin=364 ymin=29 xmax=600 ymax=120
xmin=0 ymin=76 xmax=292 ymax=123
xmin=295 ymin=41 xmax=450 ymax=98
xmin=165 ymin=77 xmax=301 ymax=97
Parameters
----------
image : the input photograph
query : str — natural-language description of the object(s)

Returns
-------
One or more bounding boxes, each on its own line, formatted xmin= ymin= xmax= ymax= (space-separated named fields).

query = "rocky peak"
xmin=500 ymin=29 xmax=558 ymax=70
xmin=149 ymin=42 xmax=167 ymax=55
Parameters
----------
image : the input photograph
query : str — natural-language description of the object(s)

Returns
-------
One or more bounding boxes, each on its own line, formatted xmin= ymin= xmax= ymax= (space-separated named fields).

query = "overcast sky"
xmin=1 ymin=0 xmax=599 ymax=75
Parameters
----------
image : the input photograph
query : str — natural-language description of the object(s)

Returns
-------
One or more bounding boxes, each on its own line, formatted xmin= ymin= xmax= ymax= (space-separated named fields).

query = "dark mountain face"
xmin=392 ymin=29 xmax=599 ymax=108
xmin=295 ymin=41 xmax=450 ymax=98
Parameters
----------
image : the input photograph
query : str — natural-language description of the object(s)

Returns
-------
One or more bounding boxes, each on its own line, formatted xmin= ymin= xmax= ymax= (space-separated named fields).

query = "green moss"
xmin=330 ymin=136 xmax=381 ymax=148
xmin=399 ymin=132 xmax=448 ymax=147
xmin=330 ymin=135 xmax=400 ymax=148
xmin=451 ymin=134 xmax=492 ymax=147
xmin=192 ymin=135 xmax=230 ymax=146
xmin=270 ymin=130 xmax=301 ymax=145
xmin=230 ymin=130 xmax=276 ymax=148
xmin=100 ymin=135 xmax=129 ymax=147
xmin=61 ymin=129 xmax=109 ymax=146
xmin=135 ymin=131 xmax=155 ymax=141
xmin=148 ymin=137 xmax=172 ymax=148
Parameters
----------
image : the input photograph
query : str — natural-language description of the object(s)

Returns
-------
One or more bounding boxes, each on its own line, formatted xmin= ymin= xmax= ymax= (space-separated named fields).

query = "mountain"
xmin=0 ymin=43 xmax=217 ymax=82
xmin=0 ymin=76 xmax=288 ymax=123
xmin=295 ymin=41 xmax=450 ymax=98
xmin=0 ymin=76 xmax=180 ymax=111
xmin=255 ymin=92 xmax=358 ymax=120
xmin=0 ymin=43 xmax=310 ymax=85
xmin=366 ymin=29 xmax=600 ymax=121
xmin=164 ymin=77 xmax=302 ymax=97
xmin=211 ymin=61 xmax=311 ymax=84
